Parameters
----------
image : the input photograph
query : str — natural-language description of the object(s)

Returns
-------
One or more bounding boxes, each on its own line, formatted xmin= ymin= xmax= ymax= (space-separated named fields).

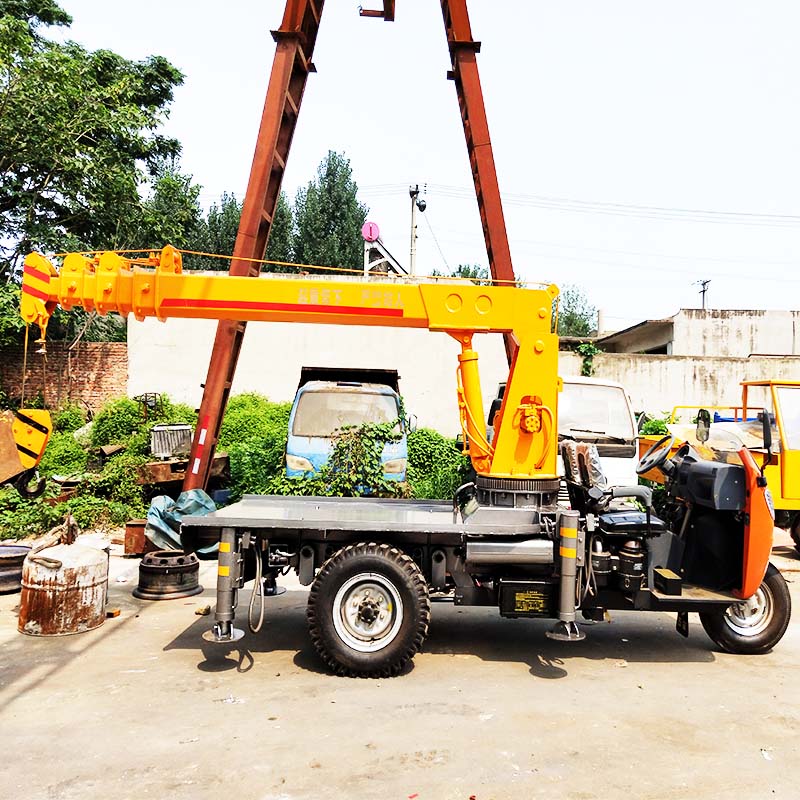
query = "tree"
xmin=0 ymin=4 xmax=183 ymax=279
xmin=136 ymin=157 xmax=202 ymax=251
xmin=292 ymin=151 xmax=368 ymax=272
xmin=0 ymin=0 xmax=71 ymax=32
xmin=432 ymin=264 xmax=490 ymax=283
xmin=557 ymin=284 xmax=597 ymax=337
xmin=182 ymin=192 xmax=241 ymax=271
xmin=265 ymin=191 xmax=293 ymax=267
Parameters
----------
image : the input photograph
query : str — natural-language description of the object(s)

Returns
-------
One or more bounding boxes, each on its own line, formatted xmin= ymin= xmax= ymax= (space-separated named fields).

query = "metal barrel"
xmin=18 ymin=542 xmax=108 ymax=636
xmin=0 ymin=545 xmax=31 ymax=594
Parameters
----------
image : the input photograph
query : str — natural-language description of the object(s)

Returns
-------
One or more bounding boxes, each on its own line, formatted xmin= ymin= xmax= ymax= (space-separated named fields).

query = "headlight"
xmin=383 ymin=458 xmax=407 ymax=474
xmin=286 ymin=454 xmax=315 ymax=472
xmin=765 ymin=488 xmax=775 ymax=521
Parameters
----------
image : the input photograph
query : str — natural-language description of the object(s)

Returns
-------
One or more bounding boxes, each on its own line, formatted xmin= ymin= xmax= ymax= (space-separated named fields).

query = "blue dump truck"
xmin=285 ymin=367 xmax=408 ymax=482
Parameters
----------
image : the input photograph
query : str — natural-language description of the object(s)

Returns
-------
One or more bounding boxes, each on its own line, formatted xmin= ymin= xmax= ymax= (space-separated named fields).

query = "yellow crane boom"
xmin=21 ymin=247 xmax=561 ymax=482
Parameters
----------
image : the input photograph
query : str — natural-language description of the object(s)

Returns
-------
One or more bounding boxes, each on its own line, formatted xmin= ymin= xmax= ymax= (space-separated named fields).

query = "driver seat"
xmin=561 ymin=441 xmax=666 ymax=536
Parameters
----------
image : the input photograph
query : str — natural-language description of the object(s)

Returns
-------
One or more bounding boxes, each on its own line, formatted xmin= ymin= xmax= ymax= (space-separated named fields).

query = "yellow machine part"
xmin=0 ymin=409 xmax=52 ymax=484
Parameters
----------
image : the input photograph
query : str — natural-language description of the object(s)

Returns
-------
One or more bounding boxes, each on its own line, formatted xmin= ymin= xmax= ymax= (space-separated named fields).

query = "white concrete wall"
xmin=127 ymin=318 xmax=512 ymax=436
xmin=127 ymin=321 xmax=800 ymax=433
xmin=589 ymin=352 xmax=800 ymax=413
xmin=673 ymin=309 xmax=800 ymax=357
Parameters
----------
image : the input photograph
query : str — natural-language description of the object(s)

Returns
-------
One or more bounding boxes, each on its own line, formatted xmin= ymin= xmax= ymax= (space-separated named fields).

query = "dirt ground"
xmin=1 ymin=530 xmax=799 ymax=800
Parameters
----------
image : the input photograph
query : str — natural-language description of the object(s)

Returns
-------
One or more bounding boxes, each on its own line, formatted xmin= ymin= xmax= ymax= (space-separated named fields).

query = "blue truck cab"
xmin=285 ymin=367 xmax=408 ymax=482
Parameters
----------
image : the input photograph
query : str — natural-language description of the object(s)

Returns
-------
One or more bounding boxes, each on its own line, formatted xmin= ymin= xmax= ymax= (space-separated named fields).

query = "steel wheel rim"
xmin=333 ymin=572 xmax=403 ymax=653
xmin=724 ymin=585 xmax=774 ymax=637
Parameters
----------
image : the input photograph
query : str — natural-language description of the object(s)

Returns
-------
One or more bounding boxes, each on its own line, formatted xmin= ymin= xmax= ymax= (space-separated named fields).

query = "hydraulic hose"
xmin=248 ymin=547 xmax=265 ymax=634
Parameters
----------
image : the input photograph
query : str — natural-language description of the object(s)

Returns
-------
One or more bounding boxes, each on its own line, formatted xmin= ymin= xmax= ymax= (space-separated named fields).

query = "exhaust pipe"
xmin=465 ymin=539 xmax=553 ymax=565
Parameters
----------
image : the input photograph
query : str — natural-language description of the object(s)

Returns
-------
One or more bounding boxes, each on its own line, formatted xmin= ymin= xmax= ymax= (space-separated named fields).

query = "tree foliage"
xmin=265 ymin=191 xmax=293 ymax=266
xmin=0 ymin=3 xmax=184 ymax=279
xmin=557 ymin=284 xmax=597 ymax=337
xmin=183 ymin=192 xmax=241 ymax=271
xmin=432 ymin=263 xmax=490 ymax=283
xmin=292 ymin=151 xmax=368 ymax=272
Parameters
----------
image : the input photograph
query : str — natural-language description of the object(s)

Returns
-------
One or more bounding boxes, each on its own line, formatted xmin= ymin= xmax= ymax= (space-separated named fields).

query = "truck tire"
xmin=699 ymin=564 xmax=791 ymax=655
xmin=790 ymin=513 xmax=800 ymax=555
xmin=307 ymin=542 xmax=430 ymax=677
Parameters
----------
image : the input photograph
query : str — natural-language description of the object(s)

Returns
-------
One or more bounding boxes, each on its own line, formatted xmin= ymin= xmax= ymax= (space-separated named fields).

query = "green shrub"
xmin=406 ymin=428 xmax=468 ymax=499
xmin=227 ymin=433 xmax=288 ymax=498
xmin=38 ymin=431 xmax=88 ymax=477
xmin=52 ymin=402 xmax=86 ymax=433
xmin=90 ymin=398 xmax=142 ymax=447
xmin=218 ymin=393 xmax=291 ymax=449
xmin=640 ymin=415 xmax=669 ymax=436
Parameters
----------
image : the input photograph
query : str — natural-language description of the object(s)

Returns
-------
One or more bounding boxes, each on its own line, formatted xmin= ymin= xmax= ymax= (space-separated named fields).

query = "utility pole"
xmin=409 ymin=184 xmax=426 ymax=276
xmin=697 ymin=279 xmax=710 ymax=309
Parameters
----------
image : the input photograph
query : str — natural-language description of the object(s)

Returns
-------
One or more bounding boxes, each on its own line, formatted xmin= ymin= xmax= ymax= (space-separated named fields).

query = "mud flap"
xmin=676 ymin=610 xmax=689 ymax=638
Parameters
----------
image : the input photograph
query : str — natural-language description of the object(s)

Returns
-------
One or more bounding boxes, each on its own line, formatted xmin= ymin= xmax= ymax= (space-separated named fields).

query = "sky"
xmin=54 ymin=0 xmax=800 ymax=332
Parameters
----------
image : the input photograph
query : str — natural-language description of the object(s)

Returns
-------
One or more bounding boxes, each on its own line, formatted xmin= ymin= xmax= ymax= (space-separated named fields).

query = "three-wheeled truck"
xmin=20 ymin=247 xmax=792 ymax=676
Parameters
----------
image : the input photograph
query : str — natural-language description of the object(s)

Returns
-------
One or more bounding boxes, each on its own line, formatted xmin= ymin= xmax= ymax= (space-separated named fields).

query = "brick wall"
xmin=0 ymin=342 xmax=128 ymax=412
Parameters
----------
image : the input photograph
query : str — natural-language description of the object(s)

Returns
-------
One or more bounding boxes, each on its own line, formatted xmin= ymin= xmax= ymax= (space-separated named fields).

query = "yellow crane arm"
xmin=21 ymin=247 xmax=561 ymax=480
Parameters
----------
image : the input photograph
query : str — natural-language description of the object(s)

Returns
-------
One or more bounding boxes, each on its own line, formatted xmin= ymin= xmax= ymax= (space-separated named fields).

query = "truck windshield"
xmin=776 ymin=386 xmax=800 ymax=450
xmin=292 ymin=391 xmax=400 ymax=438
xmin=559 ymin=384 xmax=635 ymax=441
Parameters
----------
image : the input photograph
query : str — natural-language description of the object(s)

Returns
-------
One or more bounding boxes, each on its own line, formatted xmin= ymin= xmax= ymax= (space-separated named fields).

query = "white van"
xmin=557 ymin=376 xmax=639 ymax=487
xmin=487 ymin=376 xmax=639 ymax=488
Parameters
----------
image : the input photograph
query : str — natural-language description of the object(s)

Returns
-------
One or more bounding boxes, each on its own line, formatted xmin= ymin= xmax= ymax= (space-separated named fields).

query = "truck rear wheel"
xmin=790 ymin=513 xmax=800 ymax=555
xmin=699 ymin=564 xmax=791 ymax=655
xmin=307 ymin=542 xmax=430 ymax=677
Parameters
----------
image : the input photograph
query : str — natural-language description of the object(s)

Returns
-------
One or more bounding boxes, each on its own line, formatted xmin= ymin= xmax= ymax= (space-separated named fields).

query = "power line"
xmin=359 ymin=182 xmax=800 ymax=228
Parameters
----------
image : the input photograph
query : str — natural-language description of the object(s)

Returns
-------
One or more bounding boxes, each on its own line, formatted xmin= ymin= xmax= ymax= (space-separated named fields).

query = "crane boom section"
xmin=21 ymin=248 xmax=560 ymax=481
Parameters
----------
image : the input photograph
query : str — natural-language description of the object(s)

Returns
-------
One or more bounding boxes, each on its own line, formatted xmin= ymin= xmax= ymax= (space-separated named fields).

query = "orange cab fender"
xmin=736 ymin=447 xmax=774 ymax=599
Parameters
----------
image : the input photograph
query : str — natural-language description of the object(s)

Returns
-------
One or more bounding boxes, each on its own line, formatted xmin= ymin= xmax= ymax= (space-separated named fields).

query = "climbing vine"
xmin=576 ymin=342 xmax=601 ymax=376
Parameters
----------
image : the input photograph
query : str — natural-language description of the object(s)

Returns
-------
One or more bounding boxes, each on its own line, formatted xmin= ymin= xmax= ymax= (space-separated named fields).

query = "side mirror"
xmin=406 ymin=413 xmax=418 ymax=434
xmin=696 ymin=409 xmax=711 ymax=444
xmin=761 ymin=408 xmax=772 ymax=454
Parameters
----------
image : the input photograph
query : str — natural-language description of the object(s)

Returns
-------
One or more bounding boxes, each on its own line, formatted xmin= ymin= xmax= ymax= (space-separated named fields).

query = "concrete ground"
xmin=1 ymin=531 xmax=799 ymax=800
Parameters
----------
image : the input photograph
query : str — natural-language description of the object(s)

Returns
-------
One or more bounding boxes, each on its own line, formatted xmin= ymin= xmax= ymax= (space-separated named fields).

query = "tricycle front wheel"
xmin=699 ymin=564 xmax=791 ymax=655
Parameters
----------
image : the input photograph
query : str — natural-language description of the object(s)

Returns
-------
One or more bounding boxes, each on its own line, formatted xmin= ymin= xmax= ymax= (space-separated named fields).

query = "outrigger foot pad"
xmin=202 ymin=622 xmax=245 ymax=643
xmin=546 ymin=620 xmax=586 ymax=642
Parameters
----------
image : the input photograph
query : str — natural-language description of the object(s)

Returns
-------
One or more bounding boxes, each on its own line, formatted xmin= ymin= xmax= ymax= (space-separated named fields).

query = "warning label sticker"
xmin=514 ymin=590 xmax=548 ymax=614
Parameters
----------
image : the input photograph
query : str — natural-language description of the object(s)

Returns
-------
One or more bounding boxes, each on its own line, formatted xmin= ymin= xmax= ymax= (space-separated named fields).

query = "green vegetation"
xmin=406 ymin=428 xmax=469 ymax=499
xmin=0 ymin=394 xmax=196 ymax=539
xmin=557 ymin=285 xmax=597 ymax=337
xmin=0 ymin=391 xmax=468 ymax=540
xmin=640 ymin=415 xmax=670 ymax=436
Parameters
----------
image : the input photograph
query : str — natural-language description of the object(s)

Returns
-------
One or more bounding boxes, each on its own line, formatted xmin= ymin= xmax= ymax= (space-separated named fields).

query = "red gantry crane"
xmin=184 ymin=0 xmax=517 ymax=493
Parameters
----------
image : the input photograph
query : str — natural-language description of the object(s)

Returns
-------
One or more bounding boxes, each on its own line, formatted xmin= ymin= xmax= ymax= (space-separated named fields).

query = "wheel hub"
xmin=332 ymin=573 xmax=403 ymax=653
xmin=725 ymin=586 xmax=773 ymax=637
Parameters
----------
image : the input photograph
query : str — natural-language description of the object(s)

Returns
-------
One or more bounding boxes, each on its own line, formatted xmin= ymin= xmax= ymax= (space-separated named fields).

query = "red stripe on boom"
xmin=22 ymin=284 xmax=49 ymax=302
xmin=160 ymin=298 xmax=404 ymax=317
xmin=23 ymin=265 xmax=51 ymax=284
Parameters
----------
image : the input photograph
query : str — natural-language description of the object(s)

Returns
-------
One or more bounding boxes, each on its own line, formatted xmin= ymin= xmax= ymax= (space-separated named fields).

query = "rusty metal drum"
xmin=18 ymin=541 xmax=108 ymax=636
